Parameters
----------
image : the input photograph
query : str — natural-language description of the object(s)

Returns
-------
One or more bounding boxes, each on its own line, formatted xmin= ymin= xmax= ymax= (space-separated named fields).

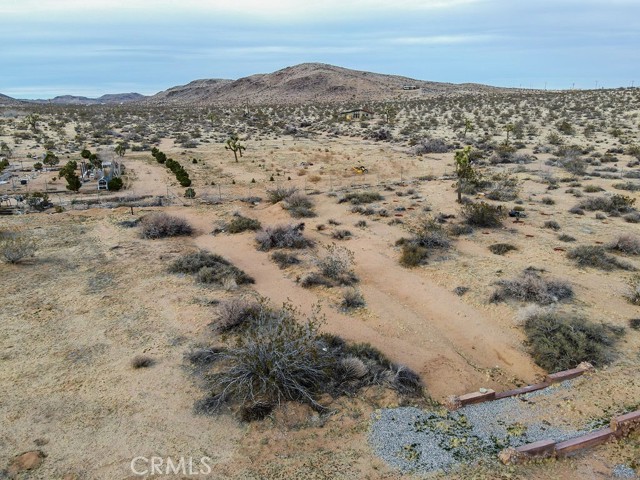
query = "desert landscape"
xmin=1 ymin=64 xmax=639 ymax=479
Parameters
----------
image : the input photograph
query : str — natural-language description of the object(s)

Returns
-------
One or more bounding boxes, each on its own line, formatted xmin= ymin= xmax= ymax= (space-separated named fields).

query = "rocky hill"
xmin=26 ymin=93 xmax=146 ymax=105
xmin=147 ymin=63 xmax=508 ymax=106
xmin=0 ymin=93 xmax=23 ymax=106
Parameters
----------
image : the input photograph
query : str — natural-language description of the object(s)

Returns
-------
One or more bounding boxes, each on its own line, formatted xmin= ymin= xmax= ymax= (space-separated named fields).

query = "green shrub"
xmin=170 ymin=250 xmax=254 ymax=286
xmin=461 ymin=202 xmax=506 ymax=228
xmin=399 ymin=243 xmax=429 ymax=267
xmin=140 ymin=213 xmax=192 ymax=239
xmin=523 ymin=311 xmax=623 ymax=372
xmin=567 ymin=245 xmax=636 ymax=271
xmin=227 ymin=215 xmax=261 ymax=234
xmin=489 ymin=243 xmax=518 ymax=255
xmin=108 ymin=177 xmax=123 ymax=191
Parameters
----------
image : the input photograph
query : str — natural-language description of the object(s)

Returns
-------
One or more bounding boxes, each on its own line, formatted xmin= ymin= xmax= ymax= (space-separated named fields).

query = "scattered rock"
xmin=7 ymin=450 xmax=45 ymax=476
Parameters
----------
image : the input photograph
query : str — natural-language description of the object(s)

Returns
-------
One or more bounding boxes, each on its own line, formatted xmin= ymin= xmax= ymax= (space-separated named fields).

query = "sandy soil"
xmin=1 ymin=102 xmax=639 ymax=478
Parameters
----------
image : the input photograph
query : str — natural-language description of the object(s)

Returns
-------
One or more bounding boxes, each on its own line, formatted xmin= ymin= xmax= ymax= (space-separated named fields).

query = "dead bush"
xmin=491 ymin=270 xmax=573 ymax=305
xmin=607 ymin=234 xmax=640 ymax=255
xmin=266 ymin=186 xmax=298 ymax=204
xmin=141 ymin=213 xmax=192 ymax=239
xmin=255 ymin=223 xmax=312 ymax=251
xmin=0 ymin=233 xmax=37 ymax=263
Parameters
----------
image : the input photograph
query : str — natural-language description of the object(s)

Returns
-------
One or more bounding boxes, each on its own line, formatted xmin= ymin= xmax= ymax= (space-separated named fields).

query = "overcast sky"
xmin=1 ymin=0 xmax=639 ymax=98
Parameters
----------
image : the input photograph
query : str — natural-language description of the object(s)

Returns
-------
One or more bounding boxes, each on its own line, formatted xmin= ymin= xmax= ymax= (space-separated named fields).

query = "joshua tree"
xmin=454 ymin=146 xmax=477 ymax=203
xmin=505 ymin=123 xmax=515 ymax=144
xmin=26 ymin=113 xmax=40 ymax=132
xmin=463 ymin=118 xmax=474 ymax=137
xmin=225 ymin=135 xmax=246 ymax=162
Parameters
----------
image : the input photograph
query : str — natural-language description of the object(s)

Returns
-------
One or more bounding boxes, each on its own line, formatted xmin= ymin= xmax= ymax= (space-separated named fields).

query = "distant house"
xmin=341 ymin=108 xmax=374 ymax=121
xmin=402 ymin=85 xmax=418 ymax=90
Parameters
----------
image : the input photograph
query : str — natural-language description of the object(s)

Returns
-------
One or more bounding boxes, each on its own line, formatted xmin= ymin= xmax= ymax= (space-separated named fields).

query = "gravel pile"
xmin=613 ymin=464 xmax=637 ymax=479
xmin=369 ymin=381 xmax=591 ymax=475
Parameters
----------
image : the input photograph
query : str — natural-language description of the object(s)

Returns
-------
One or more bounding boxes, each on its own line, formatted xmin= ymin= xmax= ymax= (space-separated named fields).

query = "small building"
xmin=402 ymin=85 xmax=418 ymax=90
xmin=341 ymin=108 xmax=374 ymax=121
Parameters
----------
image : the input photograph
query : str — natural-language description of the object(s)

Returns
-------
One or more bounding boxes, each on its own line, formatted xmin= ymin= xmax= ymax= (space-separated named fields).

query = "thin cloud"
xmin=388 ymin=34 xmax=498 ymax=45
xmin=2 ymin=0 xmax=484 ymax=18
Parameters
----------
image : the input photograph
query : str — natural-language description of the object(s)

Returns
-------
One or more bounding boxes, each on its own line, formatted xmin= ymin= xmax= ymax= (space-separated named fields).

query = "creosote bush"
xmin=461 ymin=202 xmax=505 ymax=228
xmin=567 ymin=245 xmax=636 ymax=271
xmin=522 ymin=310 xmax=623 ymax=372
xmin=140 ymin=213 xmax=193 ymax=239
xmin=227 ymin=214 xmax=261 ymax=234
xmin=195 ymin=301 xmax=422 ymax=420
xmin=255 ymin=223 xmax=312 ymax=251
xmin=170 ymin=250 xmax=254 ymax=286
xmin=397 ymin=219 xmax=451 ymax=267
xmin=543 ymin=220 xmax=561 ymax=231
xmin=576 ymin=194 xmax=636 ymax=214
xmin=491 ymin=269 xmax=573 ymax=305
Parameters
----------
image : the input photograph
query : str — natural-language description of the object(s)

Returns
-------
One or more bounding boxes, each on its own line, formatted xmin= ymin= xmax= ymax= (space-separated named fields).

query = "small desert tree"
xmin=65 ymin=172 xmax=82 ymax=192
xmin=225 ymin=135 xmax=246 ymax=162
xmin=114 ymin=143 xmax=127 ymax=157
xmin=454 ymin=146 xmax=477 ymax=203
xmin=43 ymin=151 xmax=59 ymax=168
xmin=463 ymin=118 xmax=473 ymax=138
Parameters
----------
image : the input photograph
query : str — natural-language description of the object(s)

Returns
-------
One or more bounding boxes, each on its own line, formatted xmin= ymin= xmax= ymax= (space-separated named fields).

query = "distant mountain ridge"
xmin=27 ymin=92 xmax=146 ymax=105
xmin=1 ymin=63 xmax=518 ymax=107
xmin=147 ymin=63 xmax=509 ymax=106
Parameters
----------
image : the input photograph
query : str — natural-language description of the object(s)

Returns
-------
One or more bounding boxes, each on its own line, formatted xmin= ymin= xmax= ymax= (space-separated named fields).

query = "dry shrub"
xmin=567 ymin=245 xmax=636 ymax=271
xmin=227 ymin=214 xmax=261 ymax=233
xmin=607 ymin=234 xmax=640 ymax=255
xmin=461 ymin=202 xmax=505 ymax=227
xmin=0 ymin=233 xmax=37 ymax=263
xmin=194 ymin=302 xmax=423 ymax=420
xmin=341 ymin=288 xmax=365 ymax=310
xmin=489 ymin=243 xmax=518 ymax=255
xmin=576 ymin=194 xmax=636 ymax=214
xmin=282 ymin=193 xmax=316 ymax=218
xmin=491 ymin=270 xmax=573 ymax=305
xmin=255 ymin=223 xmax=312 ymax=251
xmin=270 ymin=251 xmax=301 ymax=269
xmin=131 ymin=356 xmax=155 ymax=369
xmin=339 ymin=191 xmax=383 ymax=205
xmin=266 ymin=186 xmax=298 ymax=204
xmin=141 ymin=213 xmax=192 ymax=239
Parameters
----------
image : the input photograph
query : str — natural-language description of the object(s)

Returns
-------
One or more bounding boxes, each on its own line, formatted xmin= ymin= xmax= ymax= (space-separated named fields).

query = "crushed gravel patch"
xmin=369 ymin=380 xmax=592 ymax=475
